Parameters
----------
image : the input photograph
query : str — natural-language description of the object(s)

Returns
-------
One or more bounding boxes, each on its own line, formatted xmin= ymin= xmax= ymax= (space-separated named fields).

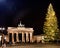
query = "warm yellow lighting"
xmin=43 ymin=3 xmax=59 ymax=41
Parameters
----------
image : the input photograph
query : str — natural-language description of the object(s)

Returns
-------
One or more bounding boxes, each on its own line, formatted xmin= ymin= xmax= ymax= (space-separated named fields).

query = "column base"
xmin=12 ymin=42 xmax=15 ymax=44
xmin=22 ymin=40 xmax=25 ymax=43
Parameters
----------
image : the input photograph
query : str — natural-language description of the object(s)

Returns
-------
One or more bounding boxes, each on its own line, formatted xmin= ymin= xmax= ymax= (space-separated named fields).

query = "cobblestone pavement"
xmin=0 ymin=43 xmax=60 ymax=48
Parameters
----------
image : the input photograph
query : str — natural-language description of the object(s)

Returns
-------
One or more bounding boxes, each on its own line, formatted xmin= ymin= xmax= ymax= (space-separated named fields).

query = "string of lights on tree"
xmin=43 ymin=3 xmax=59 ymax=41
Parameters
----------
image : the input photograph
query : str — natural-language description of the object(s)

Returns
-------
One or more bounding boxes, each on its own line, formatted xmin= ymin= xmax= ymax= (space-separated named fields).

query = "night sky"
xmin=0 ymin=0 xmax=60 ymax=35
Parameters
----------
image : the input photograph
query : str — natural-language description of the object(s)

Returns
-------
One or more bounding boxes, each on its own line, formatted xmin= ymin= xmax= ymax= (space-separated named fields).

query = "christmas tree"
xmin=43 ymin=3 xmax=59 ymax=41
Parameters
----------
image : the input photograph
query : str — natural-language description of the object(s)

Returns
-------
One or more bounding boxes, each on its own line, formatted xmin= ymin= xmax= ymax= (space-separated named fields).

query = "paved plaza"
xmin=0 ymin=43 xmax=60 ymax=48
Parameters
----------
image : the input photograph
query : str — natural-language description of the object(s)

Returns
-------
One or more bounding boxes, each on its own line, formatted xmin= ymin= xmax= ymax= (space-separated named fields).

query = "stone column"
xmin=0 ymin=36 xmax=2 ymax=46
xmin=26 ymin=32 xmax=29 ymax=42
xmin=12 ymin=33 xmax=15 ymax=44
xmin=2 ymin=34 xmax=4 ymax=44
xmin=6 ymin=34 xmax=9 ymax=42
xmin=22 ymin=32 xmax=25 ymax=42
xmin=0 ymin=36 xmax=2 ymax=41
xmin=30 ymin=32 xmax=33 ymax=42
xmin=16 ymin=33 xmax=19 ymax=42
xmin=41 ymin=36 xmax=45 ymax=43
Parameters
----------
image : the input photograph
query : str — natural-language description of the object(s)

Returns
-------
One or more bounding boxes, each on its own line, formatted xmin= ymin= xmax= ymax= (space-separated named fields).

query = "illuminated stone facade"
xmin=7 ymin=27 xmax=34 ymax=43
xmin=33 ymin=35 xmax=45 ymax=43
xmin=0 ymin=21 xmax=44 ymax=44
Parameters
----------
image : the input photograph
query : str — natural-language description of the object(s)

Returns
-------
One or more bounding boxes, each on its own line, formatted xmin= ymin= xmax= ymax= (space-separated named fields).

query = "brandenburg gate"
xmin=6 ymin=22 xmax=34 ymax=44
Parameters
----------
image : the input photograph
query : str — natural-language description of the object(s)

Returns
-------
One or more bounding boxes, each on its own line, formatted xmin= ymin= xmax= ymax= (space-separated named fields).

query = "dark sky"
xmin=0 ymin=0 xmax=60 ymax=35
